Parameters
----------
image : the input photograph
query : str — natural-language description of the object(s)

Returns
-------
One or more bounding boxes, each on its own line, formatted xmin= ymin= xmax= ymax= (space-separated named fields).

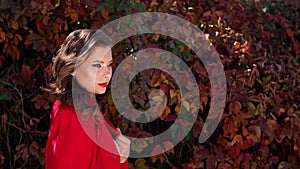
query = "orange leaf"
xmin=175 ymin=104 xmax=181 ymax=114
xmin=0 ymin=29 xmax=6 ymax=41
xmin=151 ymin=71 xmax=161 ymax=87
xmin=11 ymin=20 xmax=19 ymax=30
xmin=214 ymin=11 xmax=224 ymax=17
xmin=159 ymin=106 xmax=170 ymax=120
xmin=233 ymin=41 xmax=241 ymax=50
xmin=15 ymin=34 xmax=23 ymax=41
xmin=151 ymin=34 xmax=160 ymax=41
xmin=231 ymin=134 xmax=243 ymax=145
xmin=101 ymin=7 xmax=109 ymax=20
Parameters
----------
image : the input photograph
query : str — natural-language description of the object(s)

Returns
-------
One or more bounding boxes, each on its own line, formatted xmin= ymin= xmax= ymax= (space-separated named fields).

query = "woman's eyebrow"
xmin=92 ymin=60 xmax=113 ymax=63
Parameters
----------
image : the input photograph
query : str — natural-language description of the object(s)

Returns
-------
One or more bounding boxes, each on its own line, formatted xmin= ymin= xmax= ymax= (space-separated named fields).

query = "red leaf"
xmin=5 ymin=44 xmax=20 ymax=60
xmin=146 ymin=43 xmax=160 ymax=48
xmin=35 ymin=20 xmax=44 ymax=32
xmin=160 ymin=84 xmax=169 ymax=95
xmin=242 ymin=126 xmax=248 ymax=136
xmin=0 ymin=55 xmax=5 ymax=67
xmin=218 ymin=163 xmax=232 ymax=169
xmin=165 ymin=115 xmax=176 ymax=122
xmin=207 ymin=153 xmax=216 ymax=168
xmin=194 ymin=148 xmax=209 ymax=160
xmin=21 ymin=64 xmax=34 ymax=84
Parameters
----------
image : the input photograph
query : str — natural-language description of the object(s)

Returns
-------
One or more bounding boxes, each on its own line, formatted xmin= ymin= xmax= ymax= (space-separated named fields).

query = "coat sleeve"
xmin=103 ymin=115 xmax=130 ymax=168
xmin=121 ymin=160 xmax=128 ymax=169
xmin=45 ymin=101 xmax=96 ymax=169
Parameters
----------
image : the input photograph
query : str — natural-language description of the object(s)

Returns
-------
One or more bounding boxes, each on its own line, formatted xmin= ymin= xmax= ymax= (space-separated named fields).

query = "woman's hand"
xmin=115 ymin=128 xmax=131 ymax=163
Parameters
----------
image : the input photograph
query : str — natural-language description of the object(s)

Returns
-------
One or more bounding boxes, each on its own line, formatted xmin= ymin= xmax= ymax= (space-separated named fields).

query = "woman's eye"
xmin=92 ymin=64 xmax=101 ymax=68
xmin=108 ymin=63 xmax=113 ymax=67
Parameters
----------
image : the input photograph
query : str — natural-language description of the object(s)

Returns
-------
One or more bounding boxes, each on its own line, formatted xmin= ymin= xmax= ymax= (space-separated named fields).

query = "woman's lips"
xmin=98 ymin=82 xmax=108 ymax=88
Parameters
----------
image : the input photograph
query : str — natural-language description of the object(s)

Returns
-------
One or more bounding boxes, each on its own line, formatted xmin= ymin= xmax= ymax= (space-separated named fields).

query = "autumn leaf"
xmin=36 ymin=20 xmax=44 ymax=32
xmin=20 ymin=64 xmax=34 ymax=84
xmin=134 ymin=159 xmax=147 ymax=169
xmin=1 ymin=113 xmax=7 ymax=132
xmin=151 ymin=71 xmax=163 ymax=87
xmin=151 ymin=141 xmax=174 ymax=162
xmin=218 ymin=163 xmax=232 ymax=169
xmin=248 ymin=125 xmax=261 ymax=144
xmin=151 ymin=34 xmax=160 ymax=41
xmin=229 ymin=101 xmax=242 ymax=115
xmin=231 ymin=134 xmax=243 ymax=146
xmin=65 ymin=7 xmax=79 ymax=22
xmin=214 ymin=11 xmax=224 ymax=17
xmin=0 ymin=29 xmax=6 ymax=42
xmin=4 ymin=44 xmax=20 ymax=60
xmin=200 ymin=95 xmax=209 ymax=107
xmin=101 ymin=6 xmax=109 ymax=20
xmin=131 ymin=139 xmax=148 ymax=153
xmin=193 ymin=147 xmax=209 ymax=161
xmin=233 ymin=41 xmax=241 ymax=50
xmin=25 ymin=33 xmax=45 ymax=51
xmin=159 ymin=106 xmax=170 ymax=120
xmin=11 ymin=20 xmax=19 ymax=30
xmin=14 ymin=34 xmax=23 ymax=46
xmin=169 ymin=89 xmax=180 ymax=106
xmin=0 ymin=55 xmax=5 ymax=67
xmin=31 ymin=92 xmax=55 ymax=110
xmin=203 ymin=10 xmax=211 ymax=17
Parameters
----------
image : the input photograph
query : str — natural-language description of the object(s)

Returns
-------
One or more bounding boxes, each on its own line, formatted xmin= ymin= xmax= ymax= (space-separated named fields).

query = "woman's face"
xmin=74 ymin=45 xmax=113 ymax=94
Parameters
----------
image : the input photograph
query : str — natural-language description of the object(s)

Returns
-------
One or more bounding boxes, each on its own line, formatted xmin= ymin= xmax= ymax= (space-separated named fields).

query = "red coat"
xmin=45 ymin=100 xmax=128 ymax=169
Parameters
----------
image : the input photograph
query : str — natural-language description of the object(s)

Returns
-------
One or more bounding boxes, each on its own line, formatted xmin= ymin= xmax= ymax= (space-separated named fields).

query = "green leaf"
xmin=117 ymin=1 xmax=130 ymax=11
xmin=136 ymin=2 xmax=147 ymax=12
xmin=292 ymin=57 xmax=298 ymax=65
xmin=247 ymin=102 xmax=256 ymax=115
xmin=181 ymin=50 xmax=193 ymax=60
xmin=0 ymin=78 xmax=8 ymax=88
xmin=0 ymin=93 xmax=10 ymax=101
xmin=263 ymin=75 xmax=271 ymax=82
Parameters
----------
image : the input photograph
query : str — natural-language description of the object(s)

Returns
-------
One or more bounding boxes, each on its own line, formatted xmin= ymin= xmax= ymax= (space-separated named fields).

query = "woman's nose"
xmin=102 ymin=66 xmax=111 ymax=79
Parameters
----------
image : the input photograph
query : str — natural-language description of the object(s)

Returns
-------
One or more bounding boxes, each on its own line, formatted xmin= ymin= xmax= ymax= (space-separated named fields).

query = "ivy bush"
xmin=0 ymin=0 xmax=299 ymax=168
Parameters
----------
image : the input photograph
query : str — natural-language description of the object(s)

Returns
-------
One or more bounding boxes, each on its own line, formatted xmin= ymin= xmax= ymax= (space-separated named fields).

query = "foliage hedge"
xmin=0 ymin=0 xmax=299 ymax=168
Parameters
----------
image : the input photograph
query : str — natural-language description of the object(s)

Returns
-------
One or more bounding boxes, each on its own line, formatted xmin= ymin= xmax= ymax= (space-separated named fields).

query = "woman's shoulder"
xmin=51 ymin=99 xmax=77 ymax=121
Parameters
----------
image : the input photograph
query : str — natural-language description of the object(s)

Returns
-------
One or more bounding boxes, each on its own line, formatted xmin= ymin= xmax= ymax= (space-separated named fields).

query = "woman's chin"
xmin=95 ymin=89 xmax=106 ymax=95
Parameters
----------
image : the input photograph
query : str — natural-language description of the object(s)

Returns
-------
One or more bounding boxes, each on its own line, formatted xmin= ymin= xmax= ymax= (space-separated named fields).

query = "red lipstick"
xmin=98 ymin=82 xmax=108 ymax=88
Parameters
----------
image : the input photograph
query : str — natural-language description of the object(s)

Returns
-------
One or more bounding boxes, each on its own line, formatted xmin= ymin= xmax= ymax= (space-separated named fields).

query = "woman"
xmin=45 ymin=29 xmax=130 ymax=169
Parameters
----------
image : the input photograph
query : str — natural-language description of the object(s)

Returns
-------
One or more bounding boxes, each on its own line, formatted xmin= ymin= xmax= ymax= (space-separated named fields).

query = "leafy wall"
xmin=0 ymin=0 xmax=299 ymax=168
